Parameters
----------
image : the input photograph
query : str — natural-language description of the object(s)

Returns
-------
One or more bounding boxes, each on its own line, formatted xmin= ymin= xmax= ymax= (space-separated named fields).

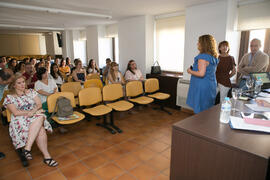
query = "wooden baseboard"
xmin=181 ymin=108 xmax=194 ymax=115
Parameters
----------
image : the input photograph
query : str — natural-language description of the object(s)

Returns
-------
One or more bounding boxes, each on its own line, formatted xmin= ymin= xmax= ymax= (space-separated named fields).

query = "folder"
xmin=229 ymin=116 xmax=270 ymax=133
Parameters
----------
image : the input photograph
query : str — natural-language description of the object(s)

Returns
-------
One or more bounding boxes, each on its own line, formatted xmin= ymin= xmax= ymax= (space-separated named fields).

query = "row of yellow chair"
xmin=5 ymin=78 xmax=170 ymax=134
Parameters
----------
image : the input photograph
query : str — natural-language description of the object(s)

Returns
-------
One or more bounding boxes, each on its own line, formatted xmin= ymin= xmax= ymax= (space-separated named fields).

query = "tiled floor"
xmin=0 ymin=105 xmax=191 ymax=180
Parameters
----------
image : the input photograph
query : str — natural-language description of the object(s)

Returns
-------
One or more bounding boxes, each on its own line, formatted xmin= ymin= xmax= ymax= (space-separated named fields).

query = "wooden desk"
xmin=170 ymin=100 xmax=270 ymax=180
xmin=146 ymin=73 xmax=181 ymax=109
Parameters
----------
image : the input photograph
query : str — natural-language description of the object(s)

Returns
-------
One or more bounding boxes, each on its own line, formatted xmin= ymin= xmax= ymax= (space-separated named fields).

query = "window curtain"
xmin=237 ymin=31 xmax=250 ymax=81
xmin=155 ymin=16 xmax=185 ymax=72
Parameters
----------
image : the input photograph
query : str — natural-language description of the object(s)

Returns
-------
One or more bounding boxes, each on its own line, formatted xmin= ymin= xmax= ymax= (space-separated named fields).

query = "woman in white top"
xmin=107 ymin=62 xmax=125 ymax=85
xmin=124 ymin=60 xmax=144 ymax=82
xmin=35 ymin=67 xmax=57 ymax=105
xmin=87 ymin=59 xmax=100 ymax=74
xmin=50 ymin=63 xmax=63 ymax=87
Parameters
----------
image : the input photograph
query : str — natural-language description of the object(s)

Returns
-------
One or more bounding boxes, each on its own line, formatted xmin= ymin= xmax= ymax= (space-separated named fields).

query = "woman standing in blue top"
xmin=186 ymin=34 xmax=219 ymax=114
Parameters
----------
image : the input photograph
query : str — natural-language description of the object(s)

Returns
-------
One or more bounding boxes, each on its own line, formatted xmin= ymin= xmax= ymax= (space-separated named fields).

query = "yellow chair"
xmin=86 ymin=73 xmax=100 ymax=80
xmin=126 ymin=81 xmax=154 ymax=105
xmin=6 ymin=109 xmax=11 ymax=123
xmin=47 ymin=92 xmax=85 ymax=125
xmin=145 ymin=78 xmax=171 ymax=114
xmin=84 ymin=79 xmax=103 ymax=89
xmin=103 ymin=84 xmax=134 ymax=133
xmin=67 ymin=75 xmax=73 ymax=82
xmin=61 ymin=82 xmax=82 ymax=105
xmin=78 ymin=87 xmax=115 ymax=134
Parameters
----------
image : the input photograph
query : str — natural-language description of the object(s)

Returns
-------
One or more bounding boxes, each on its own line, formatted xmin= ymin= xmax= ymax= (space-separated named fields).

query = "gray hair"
xmin=251 ymin=38 xmax=262 ymax=47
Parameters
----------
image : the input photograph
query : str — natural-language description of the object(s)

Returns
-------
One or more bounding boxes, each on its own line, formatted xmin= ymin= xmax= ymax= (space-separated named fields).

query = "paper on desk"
xmin=244 ymin=118 xmax=270 ymax=127
xmin=245 ymin=104 xmax=270 ymax=112
xmin=230 ymin=116 xmax=270 ymax=133
xmin=258 ymin=92 xmax=270 ymax=98
xmin=256 ymin=97 xmax=270 ymax=103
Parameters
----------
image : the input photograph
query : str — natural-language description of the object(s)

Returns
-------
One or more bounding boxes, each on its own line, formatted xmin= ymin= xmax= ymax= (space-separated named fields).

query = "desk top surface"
xmin=173 ymin=100 xmax=270 ymax=159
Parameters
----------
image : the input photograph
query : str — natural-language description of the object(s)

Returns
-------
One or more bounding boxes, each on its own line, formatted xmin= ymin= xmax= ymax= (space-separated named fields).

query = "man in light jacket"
xmin=238 ymin=38 xmax=269 ymax=88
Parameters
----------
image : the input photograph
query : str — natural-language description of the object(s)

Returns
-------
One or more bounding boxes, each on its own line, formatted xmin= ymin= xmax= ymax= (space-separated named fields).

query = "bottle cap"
xmin=224 ymin=97 xmax=230 ymax=101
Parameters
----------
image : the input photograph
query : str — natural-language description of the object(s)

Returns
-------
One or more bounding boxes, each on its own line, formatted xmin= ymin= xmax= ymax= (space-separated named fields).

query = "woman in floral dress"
xmin=4 ymin=75 xmax=58 ymax=167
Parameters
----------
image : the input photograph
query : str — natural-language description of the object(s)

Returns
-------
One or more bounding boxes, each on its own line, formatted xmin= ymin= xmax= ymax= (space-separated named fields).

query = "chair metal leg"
xmin=109 ymin=111 xmax=123 ymax=133
xmin=16 ymin=148 xmax=29 ymax=167
xmin=160 ymin=105 xmax=172 ymax=115
xmin=96 ymin=115 xmax=116 ymax=134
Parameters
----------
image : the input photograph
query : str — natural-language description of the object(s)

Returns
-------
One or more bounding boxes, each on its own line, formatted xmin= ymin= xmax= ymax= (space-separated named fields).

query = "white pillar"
xmin=118 ymin=15 xmax=154 ymax=76
xmin=86 ymin=26 xmax=99 ymax=65
xmin=183 ymin=0 xmax=239 ymax=79
xmin=62 ymin=30 xmax=74 ymax=61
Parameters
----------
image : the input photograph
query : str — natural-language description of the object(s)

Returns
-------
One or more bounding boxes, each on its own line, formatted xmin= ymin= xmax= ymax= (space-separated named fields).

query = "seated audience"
xmin=238 ymin=38 xmax=269 ymax=88
xmin=87 ymin=59 xmax=100 ymax=74
xmin=15 ymin=62 xmax=25 ymax=76
xmin=102 ymin=58 xmax=111 ymax=80
xmin=66 ymin=57 xmax=74 ymax=69
xmin=0 ymin=69 xmax=13 ymax=102
xmin=46 ymin=56 xmax=52 ymax=63
xmin=23 ymin=63 xmax=37 ymax=89
xmin=186 ymin=34 xmax=219 ymax=114
xmin=72 ymin=59 xmax=86 ymax=83
xmin=35 ymin=67 xmax=58 ymax=106
xmin=30 ymin=58 xmax=37 ymax=66
xmin=7 ymin=59 xmax=17 ymax=73
xmin=124 ymin=60 xmax=144 ymax=82
xmin=45 ymin=60 xmax=51 ymax=73
xmin=108 ymin=62 xmax=125 ymax=85
xmin=4 ymin=75 xmax=58 ymax=167
xmin=35 ymin=62 xmax=45 ymax=73
xmin=216 ymin=41 xmax=236 ymax=102
xmin=54 ymin=58 xmax=60 ymax=65
xmin=0 ymin=56 xmax=7 ymax=70
xmin=23 ymin=57 xmax=30 ymax=63
xmin=50 ymin=63 xmax=63 ymax=87
xmin=59 ymin=59 xmax=70 ymax=75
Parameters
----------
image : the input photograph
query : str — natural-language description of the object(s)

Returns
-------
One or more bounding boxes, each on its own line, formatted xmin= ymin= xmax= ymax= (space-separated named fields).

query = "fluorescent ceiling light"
xmin=0 ymin=24 xmax=65 ymax=30
xmin=0 ymin=2 xmax=112 ymax=19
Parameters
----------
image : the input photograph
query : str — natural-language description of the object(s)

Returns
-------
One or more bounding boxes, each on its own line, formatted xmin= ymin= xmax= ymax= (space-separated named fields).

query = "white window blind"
xmin=155 ymin=16 xmax=185 ymax=72
xmin=238 ymin=1 xmax=270 ymax=31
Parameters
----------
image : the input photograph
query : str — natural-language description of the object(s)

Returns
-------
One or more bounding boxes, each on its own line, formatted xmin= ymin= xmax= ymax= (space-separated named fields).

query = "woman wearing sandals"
xmin=3 ymin=75 xmax=58 ymax=167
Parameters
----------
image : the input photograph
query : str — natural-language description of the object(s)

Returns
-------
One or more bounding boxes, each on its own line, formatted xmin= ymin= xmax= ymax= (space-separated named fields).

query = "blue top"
xmin=76 ymin=73 xmax=85 ymax=82
xmin=186 ymin=53 xmax=219 ymax=114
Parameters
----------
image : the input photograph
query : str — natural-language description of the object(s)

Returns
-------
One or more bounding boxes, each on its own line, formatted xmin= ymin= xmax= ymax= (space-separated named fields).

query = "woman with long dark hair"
xmin=87 ymin=59 xmax=100 ymax=74
xmin=124 ymin=60 xmax=144 ymax=82
xmin=50 ymin=63 xmax=63 ymax=86
xmin=59 ymin=59 xmax=70 ymax=75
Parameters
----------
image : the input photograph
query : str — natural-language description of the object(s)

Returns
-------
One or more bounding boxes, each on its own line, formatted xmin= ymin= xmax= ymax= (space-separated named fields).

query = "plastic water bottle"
xmin=219 ymin=97 xmax=231 ymax=124
xmin=254 ymin=77 xmax=263 ymax=94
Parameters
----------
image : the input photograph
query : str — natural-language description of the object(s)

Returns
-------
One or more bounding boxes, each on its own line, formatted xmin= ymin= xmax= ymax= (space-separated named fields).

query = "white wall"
xmin=118 ymin=15 xmax=154 ymax=75
xmin=86 ymin=26 xmax=99 ymax=65
xmin=62 ymin=30 xmax=74 ymax=60
xmin=183 ymin=0 xmax=235 ymax=79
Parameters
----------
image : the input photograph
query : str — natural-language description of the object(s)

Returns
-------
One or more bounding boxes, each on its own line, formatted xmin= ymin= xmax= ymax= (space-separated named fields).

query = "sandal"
xmin=22 ymin=149 xmax=32 ymax=160
xmin=43 ymin=158 xmax=58 ymax=167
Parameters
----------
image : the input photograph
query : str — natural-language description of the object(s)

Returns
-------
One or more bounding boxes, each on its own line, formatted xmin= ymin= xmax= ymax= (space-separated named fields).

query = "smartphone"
xmin=190 ymin=65 xmax=193 ymax=70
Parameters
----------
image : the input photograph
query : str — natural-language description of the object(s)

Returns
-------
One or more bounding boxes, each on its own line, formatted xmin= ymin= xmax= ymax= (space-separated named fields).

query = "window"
xmin=155 ymin=16 xmax=185 ymax=72
xmin=73 ymin=40 xmax=87 ymax=65
xmin=248 ymin=29 xmax=266 ymax=52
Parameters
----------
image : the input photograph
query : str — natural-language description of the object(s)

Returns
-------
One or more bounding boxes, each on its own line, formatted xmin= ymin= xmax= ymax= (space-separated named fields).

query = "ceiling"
xmin=0 ymin=0 xmax=259 ymax=32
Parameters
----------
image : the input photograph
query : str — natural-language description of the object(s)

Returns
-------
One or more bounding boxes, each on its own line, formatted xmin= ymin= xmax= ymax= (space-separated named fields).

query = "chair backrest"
xmin=6 ymin=109 xmax=11 ymax=123
xmin=86 ymin=73 xmax=100 ymax=80
xmin=61 ymin=82 xmax=82 ymax=96
xmin=145 ymin=78 xmax=159 ymax=93
xmin=103 ymin=84 xmax=123 ymax=101
xmin=78 ymin=87 xmax=102 ymax=106
xmin=126 ymin=81 xmax=143 ymax=97
xmin=67 ymin=75 xmax=73 ymax=82
xmin=84 ymin=79 xmax=103 ymax=89
xmin=47 ymin=92 xmax=76 ymax=113
xmin=0 ymin=90 xmax=10 ymax=108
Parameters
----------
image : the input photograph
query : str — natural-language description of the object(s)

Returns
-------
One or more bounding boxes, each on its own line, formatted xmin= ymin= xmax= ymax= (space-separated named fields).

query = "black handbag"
xmin=151 ymin=61 xmax=161 ymax=74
